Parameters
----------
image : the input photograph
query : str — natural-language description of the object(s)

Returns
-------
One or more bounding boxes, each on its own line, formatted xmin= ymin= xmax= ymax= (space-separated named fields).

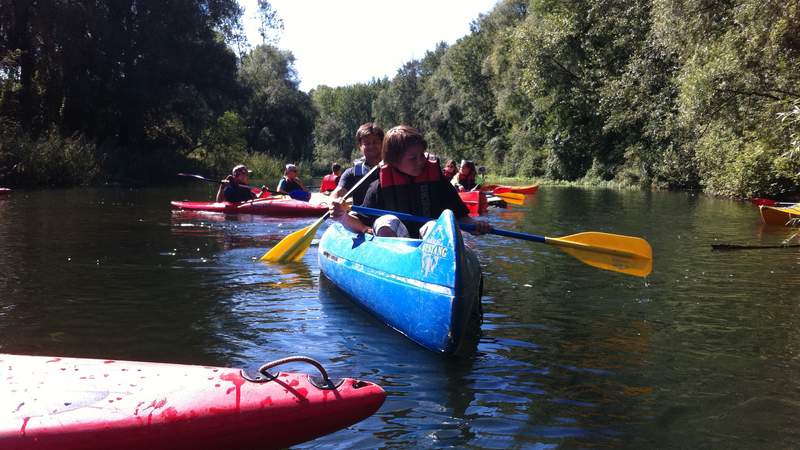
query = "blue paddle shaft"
xmin=351 ymin=206 xmax=546 ymax=243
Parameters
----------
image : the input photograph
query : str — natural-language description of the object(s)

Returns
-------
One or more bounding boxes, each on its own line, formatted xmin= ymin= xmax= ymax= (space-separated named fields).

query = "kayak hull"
xmin=0 ymin=354 xmax=385 ymax=450
xmin=458 ymin=191 xmax=488 ymax=216
xmin=481 ymin=184 xmax=538 ymax=195
xmin=171 ymin=198 xmax=328 ymax=217
xmin=318 ymin=210 xmax=482 ymax=354
xmin=759 ymin=204 xmax=800 ymax=226
xmin=0 ymin=188 xmax=10 ymax=194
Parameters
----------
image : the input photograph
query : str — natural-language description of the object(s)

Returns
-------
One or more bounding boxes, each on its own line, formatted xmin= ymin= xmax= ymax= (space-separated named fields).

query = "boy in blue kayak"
xmin=216 ymin=164 xmax=257 ymax=203
xmin=276 ymin=164 xmax=311 ymax=200
xmin=332 ymin=125 xmax=491 ymax=238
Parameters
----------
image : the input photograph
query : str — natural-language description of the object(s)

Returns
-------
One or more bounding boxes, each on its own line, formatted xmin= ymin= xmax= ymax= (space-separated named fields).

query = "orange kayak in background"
xmin=480 ymin=184 xmax=538 ymax=195
xmin=759 ymin=204 xmax=800 ymax=226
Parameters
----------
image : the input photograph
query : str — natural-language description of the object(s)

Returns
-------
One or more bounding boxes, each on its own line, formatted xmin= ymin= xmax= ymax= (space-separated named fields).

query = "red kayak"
xmin=0 ymin=354 xmax=385 ymax=450
xmin=459 ymin=191 xmax=488 ymax=216
xmin=171 ymin=197 xmax=328 ymax=217
xmin=0 ymin=188 xmax=10 ymax=194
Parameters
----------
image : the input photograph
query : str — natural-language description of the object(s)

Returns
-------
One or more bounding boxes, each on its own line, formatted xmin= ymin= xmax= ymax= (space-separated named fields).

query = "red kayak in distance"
xmin=171 ymin=197 xmax=328 ymax=217
xmin=0 ymin=188 xmax=10 ymax=194
xmin=458 ymin=191 xmax=509 ymax=216
xmin=750 ymin=197 xmax=797 ymax=207
xmin=0 ymin=354 xmax=385 ymax=450
xmin=459 ymin=191 xmax=488 ymax=216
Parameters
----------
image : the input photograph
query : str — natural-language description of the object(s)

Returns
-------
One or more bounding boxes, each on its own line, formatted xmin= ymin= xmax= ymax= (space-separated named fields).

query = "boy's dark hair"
xmin=332 ymin=163 xmax=341 ymax=172
xmin=355 ymin=122 xmax=385 ymax=145
xmin=382 ymin=125 xmax=427 ymax=166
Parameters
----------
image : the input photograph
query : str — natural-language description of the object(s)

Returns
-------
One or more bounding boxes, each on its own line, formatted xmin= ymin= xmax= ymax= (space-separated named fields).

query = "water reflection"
xmin=0 ymin=186 xmax=798 ymax=448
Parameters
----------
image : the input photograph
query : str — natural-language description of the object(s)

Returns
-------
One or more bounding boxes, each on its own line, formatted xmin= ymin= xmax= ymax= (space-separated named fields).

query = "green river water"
xmin=0 ymin=185 xmax=798 ymax=448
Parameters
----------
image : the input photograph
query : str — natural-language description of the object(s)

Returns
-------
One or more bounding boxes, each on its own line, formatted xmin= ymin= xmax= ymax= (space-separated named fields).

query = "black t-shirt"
xmin=360 ymin=177 xmax=469 ymax=238
xmin=223 ymin=183 xmax=256 ymax=203
xmin=337 ymin=165 xmax=378 ymax=205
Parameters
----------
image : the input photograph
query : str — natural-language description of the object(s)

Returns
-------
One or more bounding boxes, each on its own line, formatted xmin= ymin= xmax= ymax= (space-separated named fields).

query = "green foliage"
xmin=0 ymin=126 xmax=102 ymax=186
xmin=239 ymin=45 xmax=316 ymax=162
xmin=189 ymin=111 xmax=248 ymax=175
xmin=310 ymin=0 xmax=797 ymax=199
xmin=312 ymin=143 xmax=347 ymax=175
xmin=242 ymin=153 xmax=287 ymax=189
xmin=1 ymin=0 xmax=796 ymax=197
xmin=662 ymin=0 xmax=800 ymax=196
xmin=0 ymin=0 xmax=247 ymax=184
xmin=311 ymin=81 xmax=386 ymax=161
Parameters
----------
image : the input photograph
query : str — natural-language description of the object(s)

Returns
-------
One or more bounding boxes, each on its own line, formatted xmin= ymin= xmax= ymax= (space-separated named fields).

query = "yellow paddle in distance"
xmin=492 ymin=192 xmax=525 ymax=205
xmin=351 ymin=206 xmax=653 ymax=277
xmin=260 ymin=164 xmax=379 ymax=263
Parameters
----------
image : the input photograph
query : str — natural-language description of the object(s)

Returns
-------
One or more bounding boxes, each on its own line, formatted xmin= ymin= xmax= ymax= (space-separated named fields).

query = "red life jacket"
xmin=378 ymin=160 xmax=450 ymax=220
xmin=320 ymin=173 xmax=338 ymax=192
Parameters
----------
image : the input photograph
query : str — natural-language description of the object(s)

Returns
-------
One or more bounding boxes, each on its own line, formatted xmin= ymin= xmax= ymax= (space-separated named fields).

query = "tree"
xmin=311 ymin=81 xmax=386 ymax=162
xmin=239 ymin=45 xmax=316 ymax=162
xmin=0 ymin=0 xmax=246 ymax=180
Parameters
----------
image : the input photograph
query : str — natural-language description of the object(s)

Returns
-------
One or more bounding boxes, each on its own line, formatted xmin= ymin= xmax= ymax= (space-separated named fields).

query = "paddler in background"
xmin=276 ymin=164 xmax=311 ymax=201
xmin=451 ymin=159 xmax=478 ymax=192
xmin=331 ymin=125 xmax=491 ymax=238
xmin=319 ymin=163 xmax=342 ymax=194
xmin=442 ymin=159 xmax=458 ymax=180
xmin=330 ymin=122 xmax=384 ymax=206
xmin=216 ymin=164 xmax=257 ymax=203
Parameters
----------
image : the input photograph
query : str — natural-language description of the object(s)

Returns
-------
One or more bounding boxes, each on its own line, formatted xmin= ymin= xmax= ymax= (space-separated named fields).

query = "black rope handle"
xmin=256 ymin=356 xmax=330 ymax=381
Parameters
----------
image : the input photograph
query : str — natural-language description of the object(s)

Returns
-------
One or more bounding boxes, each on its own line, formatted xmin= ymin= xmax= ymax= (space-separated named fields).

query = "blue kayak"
xmin=318 ymin=209 xmax=482 ymax=354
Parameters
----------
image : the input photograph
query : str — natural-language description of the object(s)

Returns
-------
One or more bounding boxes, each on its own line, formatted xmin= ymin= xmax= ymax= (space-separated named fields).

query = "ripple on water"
xmin=1 ymin=187 xmax=799 ymax=448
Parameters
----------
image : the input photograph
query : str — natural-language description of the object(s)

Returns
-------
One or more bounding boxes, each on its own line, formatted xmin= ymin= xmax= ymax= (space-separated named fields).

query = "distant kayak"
xmin=458 ymin=191 xmax=505 ymax=215
xmin=480 ymin=184 xmax=538 ymax=195
xmin=0 ymin=188 xmax=10 ymax=194
xmin=171 ymin=197 xmax=328 ymax=217
xmin=319 ymin=209 xmax=482 ymax=354
xmin=759 ymin=204 xmax=800 ymax=226
xmin=458 ymin=191 xmax=487 ymax=216
xmin=0 ymin=354 xmax=385 ymax=450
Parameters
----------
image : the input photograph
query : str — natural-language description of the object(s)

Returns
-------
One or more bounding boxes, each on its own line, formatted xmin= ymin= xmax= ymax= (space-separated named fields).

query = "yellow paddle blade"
xmin=494 ymin=192 xmax=525 ymax=205
xmin=495 ymin=191 xmax=525 ymax=201
xmin=260 ymin=213 xmax=328 ymax=263
xmin=546 ymin=232 xmax=653 ymax=277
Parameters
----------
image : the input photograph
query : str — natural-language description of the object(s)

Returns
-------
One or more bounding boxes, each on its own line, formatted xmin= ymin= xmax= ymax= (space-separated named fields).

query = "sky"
xmin=239 ymin=0 xmax=499 ymax=92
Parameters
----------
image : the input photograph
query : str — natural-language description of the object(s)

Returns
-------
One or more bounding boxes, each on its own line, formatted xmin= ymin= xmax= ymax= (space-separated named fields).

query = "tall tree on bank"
xmin=239 ymin=45 xmax=316 ymax=162
xmin=0 ymin=0 xmax=246 ymax=182
xmin=311 ymin=81 xmax=386 ymax=164
xmin=651 ymin=0 xmax=800 ymax=196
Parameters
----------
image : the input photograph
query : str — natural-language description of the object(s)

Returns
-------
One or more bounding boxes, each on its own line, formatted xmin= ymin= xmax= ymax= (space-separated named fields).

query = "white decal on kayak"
xmin=421 ymin=243 xmax=447 ymax=258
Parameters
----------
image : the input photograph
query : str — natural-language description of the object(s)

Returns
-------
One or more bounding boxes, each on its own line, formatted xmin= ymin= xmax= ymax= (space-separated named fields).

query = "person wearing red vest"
xmin=319 ymin=163 xmax=341 ymax=194
xmin=332 ymin=125 xmax=491 ymax=238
